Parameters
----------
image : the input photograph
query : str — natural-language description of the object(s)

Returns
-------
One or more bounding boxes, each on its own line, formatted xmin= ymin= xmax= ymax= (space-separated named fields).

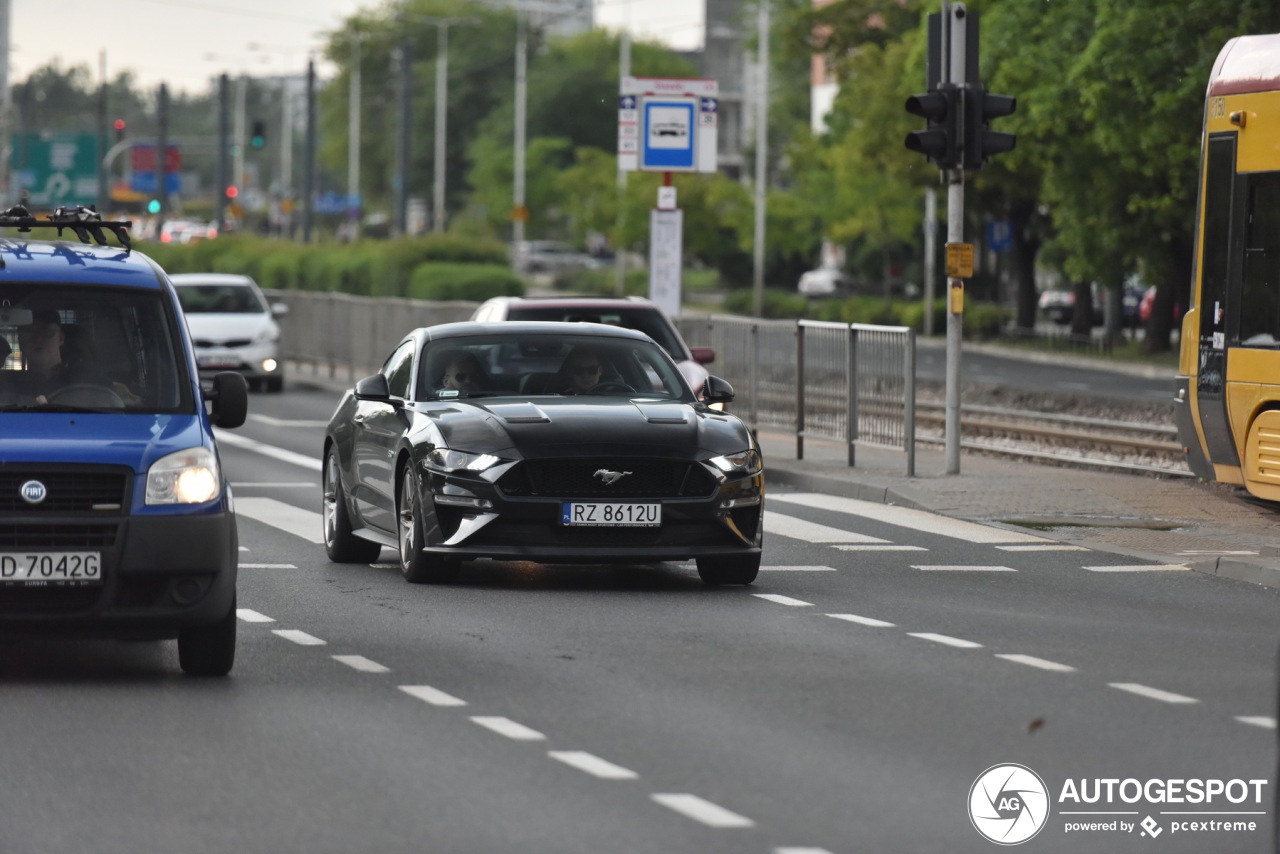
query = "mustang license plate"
xmin=562 ymin=502 xmax=661 ymax=527
xmin=0 ymin=552 xmax=103 ymax=585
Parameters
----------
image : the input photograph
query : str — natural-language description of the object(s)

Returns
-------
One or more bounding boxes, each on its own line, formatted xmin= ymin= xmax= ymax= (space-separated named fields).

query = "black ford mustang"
xmin=322 ymin=322 xmax=765 ymax=585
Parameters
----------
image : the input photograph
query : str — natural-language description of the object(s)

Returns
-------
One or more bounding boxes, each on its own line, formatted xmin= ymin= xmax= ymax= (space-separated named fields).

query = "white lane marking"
xmin=753 ymin=594 xmax=813 ymax=607
xmin=233 ymin=482 xmax=316 ymax=489
xmin=248 ymin=414 xmax=330 ymax=428
xmin=470 ymin=716 xmax=546 ymax=741
xmin=236 ymin=609 xmax=275 ymax=623
xmin=764 ymin=511 xmax=890 ymax=544
xmin=769 ymin=493 xmax=1049 ymax=543
xmin=399 ymin=685 xmax=468 ymax=707
xmin=273 ymin=629 xmax=326 ymax=646
xmin=997 ymin=544 xmax=1089 ymax=552
xmin=1236 ymin=716 xmax=1277 ymax=729
xmin=1178 ymin=550 xmax=1259 ymax=556
xmin=214 ymin=429 xmax=323 ymax=471
xmin=996 ymin=654 xmax=1077 ymax=673
xmin=333 ymin=654 xmax=390 ymax=673
xmin=827 ymin=613 xmax=895 ymax=627
xmin=240 ymin=563 xmax=297 ymax=569
xmin=235 ymin=497 xmax=324 ymax=544
xmin=1109 ymin=683 xmax=1199 ymax=704
xmin=913 ymin=565 xmax=1017 ymax=572
xmin=908 ymin=632 xmax=983 ymax=649
xmin=548 ymin=751 xmax=639 ymax=780
xmin=759 ymin=566 xmax=836 ymax=572
xmin=1085 ymin=564 xmax=1189 ymax=572
xmin=776 ymin=849 xmax=837 ymax=854
xmin=239 ymin=546 xmax=249 ymax=552
xmin=651 ymin=794 xmax=755 ymax=828
xmin=833 ymin=544 xmax=927 ymax=551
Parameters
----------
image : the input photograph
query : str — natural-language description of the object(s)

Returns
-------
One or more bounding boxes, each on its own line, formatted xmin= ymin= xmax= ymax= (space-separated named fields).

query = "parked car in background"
xmin=322 ymin=322 xmax=764 ymax=586
xmin=512 ymin=241 xmax=601 ymax=277
xmin=159 ymin=219 xmax=217 ymax=244
xmin=798 ymin=267 xmax=850 ymax=298
xmin=471 ymin=296 xmax=716 ymax=396
xmin=171 ymin=273 xmax=287 ymax=392
xmin=1138 ymin=286 xmax=1184 ymax=324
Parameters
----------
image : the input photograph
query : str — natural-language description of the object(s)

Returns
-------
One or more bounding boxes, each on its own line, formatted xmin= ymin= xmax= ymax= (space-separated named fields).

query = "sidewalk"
xmin=757 ymin=429 xmax=1280 ymax=591
xmin=286 ymin=361 xmax=1280 ymax=592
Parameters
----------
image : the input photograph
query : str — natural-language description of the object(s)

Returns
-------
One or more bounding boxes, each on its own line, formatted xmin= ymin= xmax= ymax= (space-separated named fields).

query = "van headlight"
xmin=146 ymin=446 xmax=220 ymax=505
xmin=709 ymin=449 xmax=762 ymax=475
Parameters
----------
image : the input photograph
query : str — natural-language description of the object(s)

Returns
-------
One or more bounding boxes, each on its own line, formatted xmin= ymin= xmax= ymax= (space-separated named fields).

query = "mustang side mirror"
xmin=354 ymin=373 xmax=391 ymax=401
xmin=702 ymin=375 xmax=735 ymax=404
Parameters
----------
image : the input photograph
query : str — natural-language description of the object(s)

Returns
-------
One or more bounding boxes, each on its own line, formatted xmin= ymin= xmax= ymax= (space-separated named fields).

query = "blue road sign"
xmin=700 ymin=97 xmax=718 ymax=112
xmin=619 ymin=95 xmax=637 ymax=110
xmin=641 ymin=100 xmax=696 ymax=170
xmin=987 ymin=220 xmax=1014 ymax=254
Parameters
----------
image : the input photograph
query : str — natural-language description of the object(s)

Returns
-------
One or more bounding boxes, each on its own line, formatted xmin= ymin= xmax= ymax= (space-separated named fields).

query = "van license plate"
xmin=0 ymin=552 xmax=103 ymax=585
xmin=561 ymin=502 xmax=661 ymax=527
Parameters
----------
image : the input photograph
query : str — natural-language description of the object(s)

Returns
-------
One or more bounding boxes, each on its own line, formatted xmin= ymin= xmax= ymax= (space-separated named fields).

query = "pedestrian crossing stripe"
xmin=769 ymin=493 xmax=1049 ymax=544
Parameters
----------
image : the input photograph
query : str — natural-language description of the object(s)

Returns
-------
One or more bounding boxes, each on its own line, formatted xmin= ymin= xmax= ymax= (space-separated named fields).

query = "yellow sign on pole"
xmin=949 ymin=279 xmax=965 ymax=314
xmin=946 ymin=242 xmax=974 ymax=278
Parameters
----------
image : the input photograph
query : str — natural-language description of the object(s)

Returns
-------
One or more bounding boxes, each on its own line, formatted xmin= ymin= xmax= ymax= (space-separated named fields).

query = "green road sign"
xmin=11 ymin=133 xmax=100 ymax=207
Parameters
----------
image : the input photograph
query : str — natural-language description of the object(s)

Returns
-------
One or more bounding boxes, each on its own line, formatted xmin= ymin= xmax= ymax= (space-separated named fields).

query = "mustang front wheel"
xmin=398 ymin=464 xmax=461 ymax=584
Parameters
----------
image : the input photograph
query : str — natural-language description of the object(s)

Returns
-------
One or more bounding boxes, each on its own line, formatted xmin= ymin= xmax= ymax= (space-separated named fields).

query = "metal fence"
xmin=268 ymin=291 xmax=916 ymax=475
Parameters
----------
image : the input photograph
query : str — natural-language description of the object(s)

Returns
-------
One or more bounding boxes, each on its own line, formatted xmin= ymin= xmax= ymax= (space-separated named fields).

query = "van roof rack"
xmin=0 ymin=205 xmax=132 ymax=251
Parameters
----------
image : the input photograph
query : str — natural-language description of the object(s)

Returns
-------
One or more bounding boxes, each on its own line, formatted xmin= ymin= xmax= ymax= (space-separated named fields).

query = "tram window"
xmin=1239 ymin=172 xmax=1280 ymax=347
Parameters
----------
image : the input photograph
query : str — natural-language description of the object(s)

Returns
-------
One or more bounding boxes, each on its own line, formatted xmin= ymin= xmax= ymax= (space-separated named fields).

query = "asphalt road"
xmin=1 ymin=384 xmax=1274 ymax=854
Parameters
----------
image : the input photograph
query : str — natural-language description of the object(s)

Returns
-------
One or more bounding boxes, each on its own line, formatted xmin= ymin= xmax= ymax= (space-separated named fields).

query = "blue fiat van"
xmin=0 ymin=208 xmax=248 ymax=675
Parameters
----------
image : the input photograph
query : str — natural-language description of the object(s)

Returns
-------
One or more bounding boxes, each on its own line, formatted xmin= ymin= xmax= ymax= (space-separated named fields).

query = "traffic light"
xmin=963 ymin=86 xmax=1017 ymax=170
xmin=113 ymin=118 xmax=126 ymax=143
xmin=250 ymin=120 xmax=266 ymax=149
xmin=225 ymin=185 xmax=239 ymax=200
xmin=904 ymin=84 xmax=961 ymax=170
xmin=147 ymin=199 xmax=161 ymax=215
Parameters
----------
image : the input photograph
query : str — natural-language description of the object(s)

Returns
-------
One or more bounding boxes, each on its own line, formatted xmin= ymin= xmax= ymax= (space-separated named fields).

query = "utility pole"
xmin=217 ymin=74 xmax=229 ymax=231
xmin=433 ymin=22 xmax=449 ymax=232
xmin=156 ymin=83 xmax=169 ymax=227
xmin=943 ymin=2 xmax=964 ymax=475
xmin=513 ymin=4 xmax=528 ymax=255
xmin=614 ymin=26 xmax=630 ymax=295
xmin=304 ymin=58 xmax=316 ymax=243
xmin=0 ymin=0 xmax=12 ymax=205
xmin=96 ymin=51 xmax=108 ymax=212
xmin=348 ymin=37 xmax=362 ymax=236
xmin=394 ymin=30 xmax=411 ymax=236
xmin=751 ymin=0 xmax=770 ymax=318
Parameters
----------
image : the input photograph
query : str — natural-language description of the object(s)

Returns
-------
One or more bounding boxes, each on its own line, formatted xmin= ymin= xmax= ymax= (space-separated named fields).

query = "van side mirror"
xmin=209 ymin=371 xmax=248 ymax=428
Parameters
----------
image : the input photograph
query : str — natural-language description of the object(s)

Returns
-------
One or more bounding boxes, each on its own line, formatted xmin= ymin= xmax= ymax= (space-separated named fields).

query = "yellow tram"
xmin=1178 ymin=33 xmax=1280 ymax=500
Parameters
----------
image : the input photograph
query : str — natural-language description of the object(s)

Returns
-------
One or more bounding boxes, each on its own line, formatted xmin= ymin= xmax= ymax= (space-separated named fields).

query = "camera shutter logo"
xmin=20 ymin=480 xmax=48 ymax=505
xmin=969 ymin=763 xmax=1050 ymax=845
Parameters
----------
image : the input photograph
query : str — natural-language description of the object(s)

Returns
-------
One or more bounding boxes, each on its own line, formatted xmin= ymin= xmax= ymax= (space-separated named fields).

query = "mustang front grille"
xmin=497 ymin=459 xmax=718 ymax=499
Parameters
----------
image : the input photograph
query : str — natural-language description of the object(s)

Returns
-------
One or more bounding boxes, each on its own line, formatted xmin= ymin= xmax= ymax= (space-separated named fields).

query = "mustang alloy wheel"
xmin=323 ymin=450 xmax=382 ymax=563
xmin=397 ymin=463 xmax=461 ymax=584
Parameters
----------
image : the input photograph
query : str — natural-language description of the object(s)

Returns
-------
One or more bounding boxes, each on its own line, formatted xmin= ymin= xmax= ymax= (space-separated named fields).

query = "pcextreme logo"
xmin=969 ymin=763 xmax=1051 ymax=845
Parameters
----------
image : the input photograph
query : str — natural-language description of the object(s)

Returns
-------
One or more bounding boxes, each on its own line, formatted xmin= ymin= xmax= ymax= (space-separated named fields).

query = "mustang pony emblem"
xmin=593 ymin=469 xmax=633 ymax=486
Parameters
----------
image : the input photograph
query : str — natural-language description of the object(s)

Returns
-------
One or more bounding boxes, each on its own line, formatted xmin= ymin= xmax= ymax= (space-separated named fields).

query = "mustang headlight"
xmin=425 ymin=448 xmax=501 ymax=473
xmin=709 ymin=448 xmax=763 ymax=476
xmin=146 ymin=446 xmax=220 ymax=505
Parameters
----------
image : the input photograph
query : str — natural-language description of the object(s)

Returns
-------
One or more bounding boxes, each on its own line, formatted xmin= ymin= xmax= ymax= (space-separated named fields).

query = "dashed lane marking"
xmin=908 ymin=632 xmax=983 ymax=649
xmin=236 ymin=609 xmax=275 ymax=623
xmin=759 ymin=565 xmax=836 ymax=572
xmin=1085 ymin=564 xmax=1189 ymax=572
xmin=1236 ymin=716 xmax=1277 ymax=729
xmin=996 ymin=654 xmax=1077 ymax=672
xmin=912 ymin=565 xmax=1017 ymax=572
xmin=470 ymin=716 xmax=547 ymax=741
xmin=234 ymin=497 xmax=325 ymax=544
xmin=651 ymin=793 xmax=755 ymax=828
xmin=232 ymin=482 xmax=316 ymax=489
xmin=399 ymin=685 xmax=468 ymax=707
xmin=247 ymin=414 xmax=330 ymax=428
xmin=832 ymin=544 xmax=927 ymax=551
xmin=776 ymin=848 xmax=837 ymax=854
xmin=753 ymin=594 xmax=813 ymax=607
xmin=240 ymin=563 xmax=297 ymax=569
xmin=548 ymin=751 xmax=639 ymax=780
xmin=997 ymin=544 xmax=1089 ymax=552
xmin=769 ymin=493 xmax=1049 ymax=543
xmin=764 ymin=510 xmax=890 ymax=544
xmin=213 ymin=429 xmax=323 ymax=471
xmin=272 ymin=629 xmax=326 ymax=646
xmin=333 ymin=654 xmax=390 ymax=673
xmin=1109 ymin=683 xmax=1199 ymax=704
xmin=826 ymin=613 xmax=895 ymax=627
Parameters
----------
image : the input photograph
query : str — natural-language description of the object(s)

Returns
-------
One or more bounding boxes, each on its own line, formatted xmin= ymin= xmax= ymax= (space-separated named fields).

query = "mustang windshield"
xmin=0 ymin=284 xmax=191 ymax=413
xmin=417 ymin=333 xmax=695 ymax=402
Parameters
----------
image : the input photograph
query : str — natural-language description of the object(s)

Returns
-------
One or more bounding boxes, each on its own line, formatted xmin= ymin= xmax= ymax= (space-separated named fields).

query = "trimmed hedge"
xmin=406 ymin=263 xmax=525 ymax=301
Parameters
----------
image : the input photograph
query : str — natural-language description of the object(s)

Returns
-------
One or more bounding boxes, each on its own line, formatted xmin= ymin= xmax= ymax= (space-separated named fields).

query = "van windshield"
xmin=0 ymin=285 xmax=193 ymax=413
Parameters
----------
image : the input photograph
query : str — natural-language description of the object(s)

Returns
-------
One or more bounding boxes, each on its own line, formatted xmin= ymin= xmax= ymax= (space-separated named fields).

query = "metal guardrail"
xmin=268 ymin=291 xmax=917 ymax=476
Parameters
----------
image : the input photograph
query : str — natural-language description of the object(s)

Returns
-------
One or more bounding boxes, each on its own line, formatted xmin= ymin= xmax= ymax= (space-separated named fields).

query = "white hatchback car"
xmin=170 ymin=273 xmax=287 ymax=392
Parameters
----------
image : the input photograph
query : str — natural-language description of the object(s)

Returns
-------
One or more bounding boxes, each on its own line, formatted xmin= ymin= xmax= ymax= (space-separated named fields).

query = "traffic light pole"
xmin=944 ymin=2 xmax=965 ymax=475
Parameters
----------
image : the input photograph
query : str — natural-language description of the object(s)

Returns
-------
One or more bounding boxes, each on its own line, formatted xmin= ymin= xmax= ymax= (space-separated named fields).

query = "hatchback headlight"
xmin=253 ymin=327 xmax=279 ymax=345
xmin=424 ymin=448 xmax=501 ymax=473
xmin=709 ymin=449 xmax=762 ymax=475
xmin=146 ymin=446 xmax=220 ymax=505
